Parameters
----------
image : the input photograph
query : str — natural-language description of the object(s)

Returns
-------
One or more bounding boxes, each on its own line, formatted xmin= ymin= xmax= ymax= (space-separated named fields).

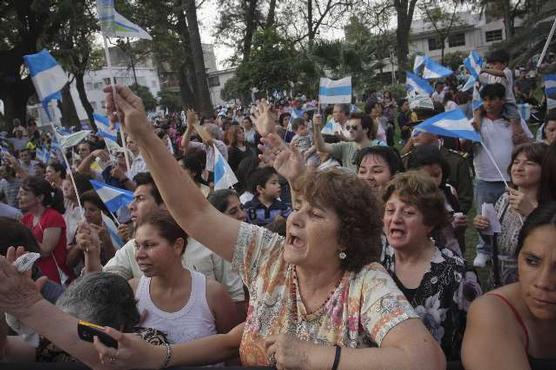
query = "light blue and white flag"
xmin=413 ymin=55 xmax=426 ymax=74
xmin=406 ymin=72 xmax=434 ymax=95
xmin=213 ymin=144 xmax=238 ymax=190
xmin=321 ymin=119 xmax=340 ymax=135
xmin=544 ymin=74 xmax=556 ymax=110
xmin=23 ymin=50 xmax=68 ymax=115
xmin=96 ymin=0 xmax=152 ymax=40
xmin=408 ymin=91 xmax=434 ymax=110
xmin=57 ymin=130 xmax=91 ymax=149
xmin=517 ymin=103 xmax=531 ymax=121
xmin=459 ymin=75 xmax=476 ymax=92
xmin=422 ymin=57 xmax=453 ymax=80
xmin=415 ymin=108 xmax=480 ymax=142
xmin=319 ymin=77 xmax=352 ymax=104
xmin=93 ymin=113 xmax=119 ymax=142
xmin=36 ymin=147 xmax=50 ymax=164
xmin=90 ymin=180 xmax=134 ymax=213
xmin=101 ymin=212 xmax=124 ymax=249
xmin=463 ymin=50 xmax=483 ymax=80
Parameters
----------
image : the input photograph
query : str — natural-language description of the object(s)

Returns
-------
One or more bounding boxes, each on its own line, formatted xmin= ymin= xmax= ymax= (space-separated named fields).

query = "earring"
xmin=338 ymin=250 xmax=347 ymax=260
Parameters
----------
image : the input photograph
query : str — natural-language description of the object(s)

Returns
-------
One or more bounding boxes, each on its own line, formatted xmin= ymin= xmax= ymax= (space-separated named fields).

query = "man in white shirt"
xmin=431 ymin=82 xmax=446 ymax=105
xmin=472 ymin=83 xmax=532 ymax=267
xmin=126 ymin=136 xmax=147 ymax=179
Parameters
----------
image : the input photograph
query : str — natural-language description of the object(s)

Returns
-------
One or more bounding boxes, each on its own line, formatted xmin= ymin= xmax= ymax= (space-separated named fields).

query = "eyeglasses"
xmin=346 ymin=125 xmax=359 ymax=131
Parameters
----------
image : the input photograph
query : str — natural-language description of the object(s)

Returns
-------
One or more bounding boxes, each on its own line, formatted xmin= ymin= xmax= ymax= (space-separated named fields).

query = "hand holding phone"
xmin=77 ymin=320 xmax=118 ymax=348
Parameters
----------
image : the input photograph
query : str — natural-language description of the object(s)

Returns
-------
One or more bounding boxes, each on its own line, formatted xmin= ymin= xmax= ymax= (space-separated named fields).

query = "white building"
xmin=207 ymin=68 xmax=236 ymax=107
xmin=409 ymin=12 xmax=513 ymax=59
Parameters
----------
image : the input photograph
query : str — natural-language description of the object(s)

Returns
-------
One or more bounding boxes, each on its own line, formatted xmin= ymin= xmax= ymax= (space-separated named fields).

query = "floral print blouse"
xmin=232 ymin=222 xmax=419 ymax=366
xmin=382 ymin=245 xmax=482 ymax=360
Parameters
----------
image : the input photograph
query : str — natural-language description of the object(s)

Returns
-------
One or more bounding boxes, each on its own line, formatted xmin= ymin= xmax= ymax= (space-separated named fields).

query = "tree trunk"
xmin=243 ymin=0 xmax=259 ymax=62
xmin=394 ymin=0 xmax=418 ymax=82
xmin=178 ymin=66 xmax=196 ymax=108
xmin=307 ymin=0 xmax=315 ymax=48
xmin=58 ymin=84 xmax=81 ymax=130
xmin=266 ymin=0 xmax=277 ymax=28
xmin=75 ymin=72 xmax=96 ymax=130
xmin=183 ymin=0 xmax=213 ymax=116
xmin=502 ymin=0 xmax=513 ymax=39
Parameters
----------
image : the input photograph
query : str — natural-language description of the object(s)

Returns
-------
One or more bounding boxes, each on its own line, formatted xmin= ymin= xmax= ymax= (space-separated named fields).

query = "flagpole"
xmin=536 ymin=17 xmax=556 ymax=69
xmin=480 ymin=141 xmax=523 ymax=224
xmin=102 ymin=35 xmax=132 ymax=174
xmin=48 ymin=118 xmax=85 ymax=223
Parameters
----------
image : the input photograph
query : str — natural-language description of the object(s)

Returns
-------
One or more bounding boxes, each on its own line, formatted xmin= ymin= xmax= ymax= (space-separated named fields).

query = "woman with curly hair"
xmin=381 ymin=171 xmax=482 ymax=361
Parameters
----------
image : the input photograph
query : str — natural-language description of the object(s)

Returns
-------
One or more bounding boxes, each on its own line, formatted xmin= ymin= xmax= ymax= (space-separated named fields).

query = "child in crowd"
xmin=472 ymin=50 xmax=523 ymax=134
xmin=290 ymin=118 xmax=319 ymax=166
xmin=244 ymin=167 xmax=291 ymax=226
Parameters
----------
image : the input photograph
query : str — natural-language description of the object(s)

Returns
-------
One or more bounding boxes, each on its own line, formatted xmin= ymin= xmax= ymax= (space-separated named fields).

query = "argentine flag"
xmin=23 ymin=50 xmax=68 ymax=115
xmin=93 ymin=113 xmax=119 ymax=142
xmin=213 ymin=144 xmax=238 ymax=190
xmin=517 ymin=103 xmax=531 ymax=121
xmin=36 ymin=147 xmax=50 ymax=164
xmin=96 ymin=0 xmax=152 ymax=40
xmin=422 ymin=57 xmax=453 ymax=80
xmin=464 ymin=50 xmax=483 ymax=80
xmin=414 ymin=108 xmax=480 ymax=142
xmin=321 ymin=119 xmax=340 ymax=135
xmin=101 ymin=213 xmax=124 ymax=249
xmin=413 ymin=55 xmax=426 ymax=74
xmin=459 ymin=75 xmax=476 ymax=92
xmin=319 ymin=77 xmax=352 ymax=104
xmin=57 ymin=130 xmax=91 ymax=149
xmin=90 ymin=180 xmax=134 ymax=214
xmin=544 ymin=74 xmax=556 ymax=110
xmin=406 ymin=72 xmax=433 ymax=95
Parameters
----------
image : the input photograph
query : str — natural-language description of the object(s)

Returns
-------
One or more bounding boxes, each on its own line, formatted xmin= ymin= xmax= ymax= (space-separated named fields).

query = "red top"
xmin=22 ymin=208 xmax=74 ymax=284
xmin=488 ymin=293 xmax=529 ymax=352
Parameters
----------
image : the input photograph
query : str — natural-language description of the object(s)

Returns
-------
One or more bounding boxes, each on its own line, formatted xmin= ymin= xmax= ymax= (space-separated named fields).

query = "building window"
xmin=448 ymin=33 xmax=465 ymax=47
xmin=101 ymin=101 xmax=106 ymax=109
xmin=428 ymin=38 xmax=442 ymax=51
xmin=103 ymin=78 xmax=111 ymax=86
xmin=86 ymin=82 xmax=93 ymax=90
xmin=94 ymin=82 xmax=103 ymax=90
xmin=208 ymin=76 xmax=220 ymax=87
xmin=485 ymin=29 xmax=503 ymax=42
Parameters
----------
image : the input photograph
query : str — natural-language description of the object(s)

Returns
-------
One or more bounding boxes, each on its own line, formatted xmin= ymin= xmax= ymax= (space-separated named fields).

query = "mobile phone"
xmin=77 ymin=320 xmax=118 ymax=348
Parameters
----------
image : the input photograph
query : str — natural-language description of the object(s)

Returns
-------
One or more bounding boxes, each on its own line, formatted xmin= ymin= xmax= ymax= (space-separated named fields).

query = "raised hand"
xmin=251 ymin=99 xmax=276 ymax=136
xmin=103 ymin=85 xmax=151 ymax=138
xmin=507 ymin=188 xmax=536 ymax=217
xmin=259 ymin=134 xmax=305 ymax=182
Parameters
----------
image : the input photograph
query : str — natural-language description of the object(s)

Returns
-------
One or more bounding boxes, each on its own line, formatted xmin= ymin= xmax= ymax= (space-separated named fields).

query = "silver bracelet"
xmin=160 ymin=342 xmax=172 ymax=369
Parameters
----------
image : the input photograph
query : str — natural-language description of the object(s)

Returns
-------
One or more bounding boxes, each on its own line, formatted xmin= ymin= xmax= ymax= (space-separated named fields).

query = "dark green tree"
xmin=130 ymin=83 xmax=157 ymax=111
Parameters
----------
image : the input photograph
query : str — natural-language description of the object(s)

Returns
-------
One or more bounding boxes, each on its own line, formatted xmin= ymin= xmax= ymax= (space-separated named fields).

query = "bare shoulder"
xmin=205 ymin=278 xmax=230 ymax=303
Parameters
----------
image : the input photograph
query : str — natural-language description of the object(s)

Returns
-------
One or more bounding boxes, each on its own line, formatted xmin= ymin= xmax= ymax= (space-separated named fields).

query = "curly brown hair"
xmin=294 ymin=169 xmax=383 ymax=272
xmin=382 ymin=171 xmax=449 ymax=234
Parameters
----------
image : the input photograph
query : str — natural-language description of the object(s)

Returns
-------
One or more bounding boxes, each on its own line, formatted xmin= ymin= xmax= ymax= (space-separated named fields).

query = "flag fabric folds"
xmin=459 ymin=75 xmax=476 ymax=92
xmin=406 ymin=72 xmax=434 ymax=95
xmin=319 ymin=77 xmax=352 ymax=104
xmin=36 ymin=147 xmax=50 ymax=164
xmin=414 ymin=108 xmax=481 ymax=142
xmin=413 ymin=55 xmax=426 ymax=74
xmin=544 ymin=74 xmax=556 ymax=110
xmin=517 ymin=103 xmax=531 ymax=121
xmin=23 ymin=49 xmax=68 ymax=113
xmin=57 ymin=130 xmax=92 ymax=149
xmin=321 ymin=119 xmax=340 ymax=135
xmin=96 ymin=0 xmax=152 ymax=40
xmin=93 ymin=113 xmax=119 ymax=142
xmin=101 ymin=213 xmax=124 ymax=249
xmin=463 ymin=50 xmax=483 ymax=79
xmin=213 ymin=144 xmax=238 ymax=190
xmin=408 ymin=91 xmax=434 ymax=110
xmin=90 ymin=180 xmax=134 ymax=213
xmin=422 ymin=57 xmax=454 ymax=79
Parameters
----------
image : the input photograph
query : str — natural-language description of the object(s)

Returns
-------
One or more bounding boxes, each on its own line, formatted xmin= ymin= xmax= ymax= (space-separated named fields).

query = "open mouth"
xmin=286 ymin=233 xmax=305 ymax=248
xmin=388 ymin=227 xmax=405 ymax=238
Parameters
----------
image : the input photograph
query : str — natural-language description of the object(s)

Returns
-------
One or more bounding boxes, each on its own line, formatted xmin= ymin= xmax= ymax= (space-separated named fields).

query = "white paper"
xmin=481 ymin=203 xmax=502 ymax=235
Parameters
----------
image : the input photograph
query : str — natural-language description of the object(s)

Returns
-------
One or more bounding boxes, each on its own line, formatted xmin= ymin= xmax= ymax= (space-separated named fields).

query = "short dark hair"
xmin=208 ymin=189 xmax=238 ymax=213
xmin=355 ymin=146 xmax=403 ymax=175
xmin=181 ymin=156 xmax=205 ymax=184
xmin=80 ymin=190 xmax=110 ymax=216
xmin=407 ymin=144 xmax=450 ymax=185
xmin=545 ymin=109 xmax=556 ymax=124
xmin=72 ymin=172 xmax=94 ymax=197
xmin=480 ymin=83 xmax=506 ymax=100
xmin=47 ymin=162 xmax=66 ymax=180
xmin=334 ymin=104 xmax=350 ymax=115
xmin=56 ymin=273 xmax=140 ymax=332
xmin=540 ymin=143 xmax=556 ymax=202
xmin=248 ymin=167 xmax=277 ymax=193
xmin=133 ymin=172 xmax=163 ymax=205
xmin=291 ymin=117 xmax=306 ymax=132
xmin=294 ymin=169 xmax=383 ymax=272
xmin=136 ymin=209 xmax=188 ymax=255
xmin=350 ymin=112 xmax=375 ymax=139
xmin=516 ymin=202 xmax=556 ymax=256
xmin=0 ymin=217 xmax=40 ymax=255
xmin=487 ymin=50 xmax=510 ymax=64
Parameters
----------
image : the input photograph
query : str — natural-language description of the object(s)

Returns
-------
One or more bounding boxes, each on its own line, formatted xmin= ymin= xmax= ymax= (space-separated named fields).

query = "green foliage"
xmin=443 ymin=51 xmax=467 ymax=71
xmin=130 ymin=84 xmax=157 ymax=111
xmin=158 ymin=88 xmax=183 ymax=111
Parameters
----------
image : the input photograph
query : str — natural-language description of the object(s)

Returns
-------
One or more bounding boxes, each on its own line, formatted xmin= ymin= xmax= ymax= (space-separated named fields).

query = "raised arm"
xmin=312 ymin=114 xmax=334 ymax=154
xmin=104 ymin=85 xmax=239 ymax=262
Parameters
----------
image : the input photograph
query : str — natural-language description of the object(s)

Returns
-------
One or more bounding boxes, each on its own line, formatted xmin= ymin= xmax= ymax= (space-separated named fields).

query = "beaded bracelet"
xmin=160 ymin=342 xmax=172 ymax=369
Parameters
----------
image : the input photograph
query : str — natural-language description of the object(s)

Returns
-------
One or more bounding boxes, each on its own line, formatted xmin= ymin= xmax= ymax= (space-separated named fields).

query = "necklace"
xmin=292 ymin=266 xmax=345 ymax=318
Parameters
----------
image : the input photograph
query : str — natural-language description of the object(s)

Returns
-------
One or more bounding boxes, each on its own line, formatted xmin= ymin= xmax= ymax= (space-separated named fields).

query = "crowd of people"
xmin=0 ymin=48 xmax=554 ymax=370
